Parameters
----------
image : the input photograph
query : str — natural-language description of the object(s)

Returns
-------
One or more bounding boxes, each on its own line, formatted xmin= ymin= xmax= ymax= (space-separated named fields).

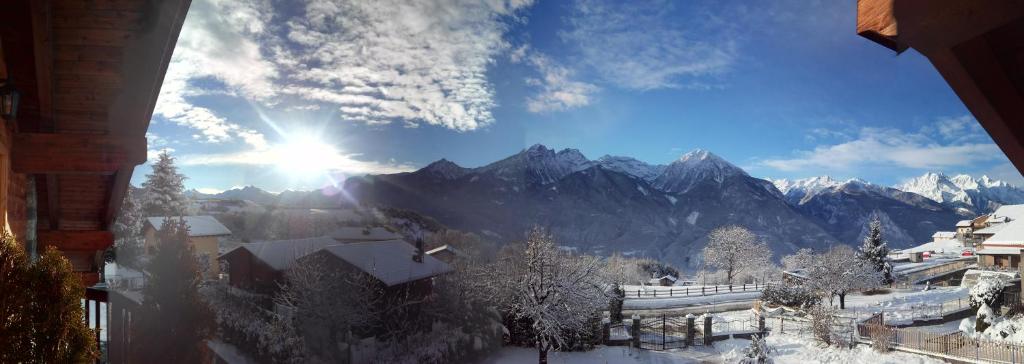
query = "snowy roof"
xmin=899 ymin=239 xmax=964 ymax=254
xmin=982 ymin=219 xmax=1024 ymax=245
xmin=222 ymin=237 xmax=453 ymax=286
xmin=932 ymin=231 xmax=956 ymax=239
xmin=975 ymin=224 xmax=1008 ymax=235
xmin=425 ymin=244 xmax=466 ymax=258
xmin=321 ymin=240 xmax=453 ymax=286
xmin=224 ymin=236 xmax=340 ymax=270
xmin=327 ymin=226 xmax=401 ymax=242
xmin=146 ymin=216 xmax=231 ymax=237
xmin=992 ymin=204 xmax=1024 ymax=221
xmin=976 ymin=247 xmax=1024 ymax=255
xmin=956 ymin=220 xmax=973 ymax=227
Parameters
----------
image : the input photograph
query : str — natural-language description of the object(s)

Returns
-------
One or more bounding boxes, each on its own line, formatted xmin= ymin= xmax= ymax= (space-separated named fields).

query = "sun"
xmin=271 ymin=134 xmax=340 ymax=178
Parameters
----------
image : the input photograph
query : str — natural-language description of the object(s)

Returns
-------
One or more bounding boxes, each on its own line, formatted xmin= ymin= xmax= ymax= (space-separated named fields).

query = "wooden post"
xmin=662 ymin=315 xmax=666 ymax=350
xmin=631 ymin=314 xmax=641 ymax=348
xmin=758 ymin=315 xmax=765 ymax=334
xmin=703 ymin=315 xmax=713 ymax=345
xmin=685 ymin=314 xmax=695 ymax=347
xmin=602 ymin=318 xmax=610 ymax=344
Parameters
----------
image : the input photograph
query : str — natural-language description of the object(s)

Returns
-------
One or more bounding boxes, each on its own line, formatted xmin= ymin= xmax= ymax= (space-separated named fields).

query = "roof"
xmin=992 ymin=205 xmax=1024 ymax=221
xmin=425 ymin=244 xmax=466 ymax=258
xmin=975 ymin=224 xmax=1008 ymax=235
xmin=899 ymin=239 xmax=964 ymax=254
xmin=223 ymin=236 xmax=340 ymax=270
xmin=146 ymin=216 xmax=232 ymax=237
xmin=328 ymin=226 xmax=402 ymax=242
xmin=932 ymin=231 xmax=957 ymax=239
xmin=976 ymin=247 xmax=1024 ymax=255
xmin=982 ymin=219 xmax=1024 ymax=246
xmin=321 ymin=240 xmax=453 ymax=286
xmin=956 ymin=220 xmax=973 ymax=227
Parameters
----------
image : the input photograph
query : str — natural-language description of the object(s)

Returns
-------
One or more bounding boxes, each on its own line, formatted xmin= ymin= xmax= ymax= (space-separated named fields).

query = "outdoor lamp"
xmin=0 ymin=78 xmax=21 ymax=120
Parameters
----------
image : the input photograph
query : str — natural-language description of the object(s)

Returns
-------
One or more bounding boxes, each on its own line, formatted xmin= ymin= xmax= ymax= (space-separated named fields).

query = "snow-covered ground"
xmin=891 ymin=257 xmax=971 ymax=276
xmin=837 ymin=286 xmax=969 ymax=323
xmin=484 ymin=333 xmax=944 ymax=363
xmin=624 ymin=291 xmax=761 ymax=310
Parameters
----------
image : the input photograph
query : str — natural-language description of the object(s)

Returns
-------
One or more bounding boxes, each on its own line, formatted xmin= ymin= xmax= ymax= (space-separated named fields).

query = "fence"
xmin=897 ymin=259 xmax=975 ymax=286
xmin=857 ymin=323 xmax=1024 ymax=363
xmin=840 ymin=296 xmax=972 ymax=324
xmin=624 ymin=283 xmax=769 ymax=299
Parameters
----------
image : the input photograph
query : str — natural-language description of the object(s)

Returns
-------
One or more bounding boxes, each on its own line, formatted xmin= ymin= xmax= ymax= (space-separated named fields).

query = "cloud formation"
xmin=561 ymin=0 xmax=737 ymax=90
xmin=512 ymin=46 xmax=599 ymax=113
xmin=178 ymin=148 xmax=415 ymax=176
xmin=762 ymin=116 xmax=1003 ymax=172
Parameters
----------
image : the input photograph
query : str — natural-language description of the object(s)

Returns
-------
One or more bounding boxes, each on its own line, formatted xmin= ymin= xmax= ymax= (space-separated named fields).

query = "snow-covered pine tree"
xmin=141 ymin=151 xmax=188 ymax=217
xmin=859 ymin=217 xmax=893 ymax=285
xmin=110 ymin=187 xmax=144 ymax=268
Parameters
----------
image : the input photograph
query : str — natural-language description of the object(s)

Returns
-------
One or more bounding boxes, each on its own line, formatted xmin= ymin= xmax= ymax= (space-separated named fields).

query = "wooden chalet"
xmin=0 ymin=0 xmax=189 ymax=287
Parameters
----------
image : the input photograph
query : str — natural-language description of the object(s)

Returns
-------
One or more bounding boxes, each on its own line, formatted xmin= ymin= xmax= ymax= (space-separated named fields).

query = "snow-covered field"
xmin=624 ymin=291 xmax=761 ymax=310
xmin=837 ymin=286 xmax=969 ymax=324
xmin=484 ymin=333 xmax=944 ymax=363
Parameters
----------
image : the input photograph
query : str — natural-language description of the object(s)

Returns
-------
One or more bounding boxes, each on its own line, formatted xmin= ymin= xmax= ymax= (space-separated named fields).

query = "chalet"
xmin=970 ymin=205 xmax=1024 ymax=268
xmin=219 ymin=236 xmax=452 ymax=297
xmin=932 ymin=231 xmax=956 ymax=242
xmin=144 ymin=216 xmax=231 ymax=277
xmin=648 ymin=275 xmax=677 ymax=287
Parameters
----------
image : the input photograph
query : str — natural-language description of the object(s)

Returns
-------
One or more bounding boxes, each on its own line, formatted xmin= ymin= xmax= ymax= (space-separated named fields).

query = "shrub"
xmin=866 ymin=323 xmax=893 ymax=352
xmin=761 ymin=283 xmax=819 ymax=308
xmin=970 ymin=277 xmax=1007 ymax=311
xmin=807 ymin=303 xmax=841 ymax=346
xmin=739 ymin=334 xmax=775 ymax=364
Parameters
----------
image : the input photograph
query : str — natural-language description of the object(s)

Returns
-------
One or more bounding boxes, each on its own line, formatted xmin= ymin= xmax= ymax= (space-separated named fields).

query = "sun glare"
xmin=272 ymin=134 xmax=340 ymax=178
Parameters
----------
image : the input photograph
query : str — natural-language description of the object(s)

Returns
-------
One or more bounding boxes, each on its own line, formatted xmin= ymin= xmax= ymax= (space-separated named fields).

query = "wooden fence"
xmin=857 ymin=323 xmax=1024 ymax=363
xmin=624 ymin=283 xmax=769 ymax=299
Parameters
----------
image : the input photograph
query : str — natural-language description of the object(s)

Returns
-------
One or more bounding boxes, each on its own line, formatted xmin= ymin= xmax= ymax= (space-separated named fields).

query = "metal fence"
xmin=624 ymin=283 xmax=769 ymax=298
xmin=857 ymin=323 xmax=1024 ymax=364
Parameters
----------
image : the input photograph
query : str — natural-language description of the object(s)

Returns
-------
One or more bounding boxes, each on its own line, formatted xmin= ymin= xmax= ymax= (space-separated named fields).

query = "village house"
xmin=973 ymin=205 xmax=1024 ymax=269
xmin=143 ymin=216 xmax=232 ymax=277
xmin=219 ymin=235 xmax=452 ymax=298
xmin=932 ymin=231 xmax=956 ymax=243
xmin=648 ymin=274 xmax=678 ymax=287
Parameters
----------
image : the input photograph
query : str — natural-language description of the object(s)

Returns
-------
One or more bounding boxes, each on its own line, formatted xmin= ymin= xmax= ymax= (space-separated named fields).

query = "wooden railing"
xmin=624 ymin=283 xmax=769 ymax=299
xmin=857 ymin=324 xmax=1024 ymax=363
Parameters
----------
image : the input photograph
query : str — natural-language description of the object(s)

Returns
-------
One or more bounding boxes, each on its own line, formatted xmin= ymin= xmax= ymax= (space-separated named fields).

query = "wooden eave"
xmin=0 ymin=0 xmax=192 ymax=287
xmin=857 ymin=0 xmax=1024 ymax=177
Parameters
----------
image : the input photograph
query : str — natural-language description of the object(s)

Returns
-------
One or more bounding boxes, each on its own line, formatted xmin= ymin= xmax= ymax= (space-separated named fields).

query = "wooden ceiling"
xmin=0 ymin=0 xmax=191 ymax=285
xmin=857 ymin=0 xmax=1024 ymax=178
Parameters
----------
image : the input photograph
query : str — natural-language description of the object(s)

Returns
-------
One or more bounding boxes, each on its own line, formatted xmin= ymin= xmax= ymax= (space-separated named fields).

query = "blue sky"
xmin=135 ymin=0 xmax=1024 ymax=193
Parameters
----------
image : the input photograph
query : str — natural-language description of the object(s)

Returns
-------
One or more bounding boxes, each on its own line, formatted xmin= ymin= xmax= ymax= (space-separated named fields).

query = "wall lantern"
xmin=0 ymin=78 xmax=20 ymax=120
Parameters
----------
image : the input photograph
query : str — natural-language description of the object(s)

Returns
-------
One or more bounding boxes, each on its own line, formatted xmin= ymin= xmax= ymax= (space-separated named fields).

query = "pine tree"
xmin=859 ymin=217 xmax=893 ymax=285
xmin=109 ymin=187 xmax=144 ymax=268
xmin=141 ymin=151 xmax=188 ymax=217
xmin=0 ymin=234 xmax=98 ymax=362
xmin=131 ymin=217 xmax=214 ymax=362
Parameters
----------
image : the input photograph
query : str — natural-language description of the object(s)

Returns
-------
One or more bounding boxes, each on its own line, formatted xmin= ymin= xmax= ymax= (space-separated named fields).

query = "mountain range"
xmin=190 ymin=144 xmax=1024 ymax=269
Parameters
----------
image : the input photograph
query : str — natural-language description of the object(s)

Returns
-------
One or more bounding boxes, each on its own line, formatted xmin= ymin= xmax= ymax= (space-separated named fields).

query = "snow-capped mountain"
xmin=780 ymin=177 xmax=966 ymax=247
xmin=896 ymin=172 xmax=1024 ymax=213
xmin=595 ymin=155 xmax=666 ymax=182
xmin=475 ymin=144 xmax=594 ymax=185
xmin=652 ymin=149 xmax=749 ymax=193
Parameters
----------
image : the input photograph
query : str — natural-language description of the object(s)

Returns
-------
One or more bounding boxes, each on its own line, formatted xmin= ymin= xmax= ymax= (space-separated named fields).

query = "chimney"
xmin=413 ymin=238 xmax=424 ymax=263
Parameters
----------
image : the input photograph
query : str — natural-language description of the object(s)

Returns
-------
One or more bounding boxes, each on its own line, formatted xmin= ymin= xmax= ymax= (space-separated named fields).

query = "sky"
xmin=134 ymin=0 xmax=1024 ymax=193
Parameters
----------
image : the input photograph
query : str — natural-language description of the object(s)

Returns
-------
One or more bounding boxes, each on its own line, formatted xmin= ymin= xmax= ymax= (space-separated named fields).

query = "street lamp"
xmin=0 ymin=78 xmax=21 ymax=120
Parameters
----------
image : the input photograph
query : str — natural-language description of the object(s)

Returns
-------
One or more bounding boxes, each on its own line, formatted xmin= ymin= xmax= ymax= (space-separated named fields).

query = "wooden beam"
xmin=104 ymin=166 xmax=134 ymax=229
xmin=856 ymin=0 xmax=906 ymax=52
xmin=38 ymin=230 xmax=113 ymax=251
xmin=12 ymin=133 xmax=146 ymax=173
xmin=47 ymin=175 xmax=59 ymax=230
xmin=30 ymin=0 xmax=56 ymax=132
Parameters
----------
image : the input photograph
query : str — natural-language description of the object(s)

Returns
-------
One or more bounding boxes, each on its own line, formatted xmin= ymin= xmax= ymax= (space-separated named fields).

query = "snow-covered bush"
xmin=739 ymin=334 xmax=775 ymax=364
xmin=760 ymin=283 xmax=819 ymax=308
xmin=977 ymin=303 xmax=996 ymax=333
xmin=970 ymin=277 xmax=1007 ymax=311
xmin=865 ymin=323 xmax=893 ymax=352
xmin=807 ymin=303 xmax=841 ymax=346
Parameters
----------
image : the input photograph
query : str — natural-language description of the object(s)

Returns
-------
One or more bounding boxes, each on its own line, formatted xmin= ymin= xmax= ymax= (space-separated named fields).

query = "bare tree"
xmin=804 ymin=245 xmax=882 ymax=309
xmin=702 ymin=225 xmax=772 ymax=285
xmin=487 ymin=228 xmax=609 ymax=364
xmin=781 ymin=248 xmax=814 ymax=272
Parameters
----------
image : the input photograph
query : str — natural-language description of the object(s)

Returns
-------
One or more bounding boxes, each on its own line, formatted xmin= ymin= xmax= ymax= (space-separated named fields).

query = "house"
xmin=144 ymin=216 xmax=232 ymax=277
xmin=426 ymin=244 xmax=466 ymax=263
xmin=932 ymin=231 xmax=957 ymax=243
xmin=648 ymin=275 xmax=677 ymax=287
xmin=219 ymin=236 xmax=452 ymax=297
xmin=972 ymin=205 xmax=1024 ymax=269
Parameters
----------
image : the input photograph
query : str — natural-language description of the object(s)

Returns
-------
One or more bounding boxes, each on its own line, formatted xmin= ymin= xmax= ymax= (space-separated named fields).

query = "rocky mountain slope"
xmin=896 ymin=172 xmax=1024 ymax=214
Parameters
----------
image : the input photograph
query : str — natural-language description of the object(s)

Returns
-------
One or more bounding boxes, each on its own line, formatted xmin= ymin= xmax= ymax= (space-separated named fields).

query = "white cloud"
xmin=561 ymin=0 xmax=736 ymax=90
xmin=513 ymin=47 xmax=598 ymax=113
xmin=762 ymin=119 xmax=1003 ymax=172
xmin=177 ymin=146 xmax=415 ymax=176
xmin=279 ymin=0 xmax=535 ymax=131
